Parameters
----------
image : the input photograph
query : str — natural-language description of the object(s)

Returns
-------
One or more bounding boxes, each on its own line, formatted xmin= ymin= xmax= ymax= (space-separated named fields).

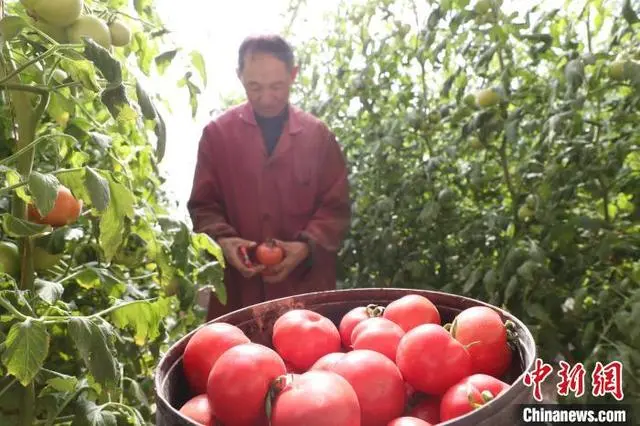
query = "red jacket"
xmin=187 ymin=102 xmax=351 ymax=320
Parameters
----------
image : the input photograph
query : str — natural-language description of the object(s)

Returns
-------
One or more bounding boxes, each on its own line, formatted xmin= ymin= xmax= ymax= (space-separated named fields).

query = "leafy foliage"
xmin=0 ymin=0 xmax=224 ymax=424
xmin=291 ymin=0 xmax=639 ymax=413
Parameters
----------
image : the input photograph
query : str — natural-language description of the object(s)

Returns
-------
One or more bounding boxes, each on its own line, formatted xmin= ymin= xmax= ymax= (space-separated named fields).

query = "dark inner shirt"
xmin=255 ymin=107 xmax=289 ymax=156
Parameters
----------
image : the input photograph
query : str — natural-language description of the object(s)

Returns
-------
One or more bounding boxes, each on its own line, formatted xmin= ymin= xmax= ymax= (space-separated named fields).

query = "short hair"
xmin=238 ymin=34 xmax=295 ymax=71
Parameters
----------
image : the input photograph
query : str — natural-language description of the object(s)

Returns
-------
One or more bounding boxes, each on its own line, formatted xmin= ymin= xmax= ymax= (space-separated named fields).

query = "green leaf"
xmin=35 ymin=279 xmax=64 ymax=304
xmin=1 ymin=318 xmax=50 ymax=386
xmin=72 ymin=397 xmax=118 ymax=426
xmin=5 ymin=169 xmax=30 ymax=202
xmin=99 ymin=177 xmax=135 ymax=261
xmin=463 ymin=267 xmax=483 ymax=293
xmin=155 ymin=49 xmax=179 ymax=74
xmin=192 ymin=232 xmax=225 ymax=266
xmin=82 ymin=38 xmax=122 ymax=84
xmin=28 ymin=171 xmax=60 ymax=216
xmin=110 ymin=298 xmax=172 ymax=346
xmin=41 ymin=375 xmax=79 ymax=395
xmin=0 ymin=16 xmax=27 ymax=42
xmin=1 ymin=214 xmax=50 ymax=237
xmin=197 ymin=262 xmax=226 ymax=305
xmin=527 ymin=303 xmax=553 ymax=324
xmin=134 ymin=80 xmax=157 ymax=120
xmin=68 ymin=318 xmax=118 ymax=389
xmin=61 ymin=59 xmax=100 ymax=92
xmin=190 ymin=51 xmax=207 ymax=87
xmin=84 ymin=167 xmax=110 ymax=212
xmin=154 ymin=108 xmax=167 ymax=162
xmin=56 ymin=168 xmax=92 ymax=207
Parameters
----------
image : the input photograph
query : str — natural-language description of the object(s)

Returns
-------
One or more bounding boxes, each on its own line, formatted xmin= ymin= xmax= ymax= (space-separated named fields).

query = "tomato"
xmin=439 ymin=374 xmax=509 ymax=422
xmin=396 ymin=324 xmax=472 ymax=395
xmin=450 ymin=306 xmax=512 ymax=377
xmin=339 ymin=304 xmax=384 ymax=349
xmin=207 ymin=343 xmax=286 ymax=426
xmin=182 ymin=323 xmax=250 ymax=395
xmin=0 ymin=241 xmax=20 ymax=278
xmin=256 ymin=239 xmax=284 ymax=266
xmin=350 ymin=317 xmax=404 ymax=362
xmin=28 ymin=186 xmax=82 ymax=227
xmin=329 ymin=349 xmax=406 ymax=426
xmin=272 ymin=309 xmax=341 ymax=371
xmin=108 ymin=19 xmax=132 ymax=47
xmin=179 ymin=394 xmax=214 ymax=426
xmin=270 ymin=371 xmax=361 ymax=426
xmin=310 ymin=352 xmax=346 ymax=371
xmin=66 ymin=15 xmax=112 ymax=49
xmin=408 ymin=396 xmax=440 ymax=424
xmin=382 ymin=295 xmax=441 ymax=332
xmin=387 ymin=417 xmax=432 ymax=426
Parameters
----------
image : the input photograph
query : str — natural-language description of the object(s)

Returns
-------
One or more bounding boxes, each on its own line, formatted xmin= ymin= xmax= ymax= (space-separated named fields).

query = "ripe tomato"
xmin=310 ymin=352 xmax=345 ymax=371
xmin=207 ymin=343 xmax=286 ymax=426
xmin=408 ymin=396 xmax=440 ymax=424
xmin=338 ymin=305 xmax=383 ymax=349
xmin=382 ymin=295 xmax=441 ymax=332
xmin=256 ymin=240 xmax=284 ymax=266
xmin=28 ymin=185 xmax=82 ymax=227
xmin=396 ymin=324 xmax=472 ymax=395
xmin=329 ymin=349 xmax=406 ymax=426
xmin=387 ymin=417 xmax=432 ymax=426
xmin=182 ymin=322 xmax=250 ymax=395
xmin=350 ymin=317 xmax=405 ymax=362
xmin=178 ymin=394 xmax=214 ymax=426
xmin=270 ymin=371 xmax=361 ymax=426
xmin=272 ymin=309 xmax=341 ymax=371
xmin=450 ymin=306 xmax=512 ymax=377
xmin=439 ymin=374 xmax=509 ymax=422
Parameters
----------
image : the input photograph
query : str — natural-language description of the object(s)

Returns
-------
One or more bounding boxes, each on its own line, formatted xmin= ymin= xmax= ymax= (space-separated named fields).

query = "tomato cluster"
xmin=179 ymin=294 xmax=515 ymax=426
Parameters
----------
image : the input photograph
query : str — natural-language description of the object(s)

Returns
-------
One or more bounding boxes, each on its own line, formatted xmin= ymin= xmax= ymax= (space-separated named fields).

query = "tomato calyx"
xmin=505 ymin=320 xmax=519 ymax=350
xmin=265 ymin=373 xmax=295 ymax=420
xmin=365 ymin=303 xmax=384 ymax=317
xmin=467 ymin=385 xmax=495 ymax=409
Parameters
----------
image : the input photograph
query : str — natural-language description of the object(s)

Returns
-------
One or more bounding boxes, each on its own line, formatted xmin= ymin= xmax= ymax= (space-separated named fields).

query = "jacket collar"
xmin=238 ymin=101 xmax=303 ymax=134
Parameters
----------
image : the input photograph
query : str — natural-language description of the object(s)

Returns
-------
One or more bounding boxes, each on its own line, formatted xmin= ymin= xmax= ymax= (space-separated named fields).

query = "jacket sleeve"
xmin=187 ymin=123 xmax=238 ymax=240
xmin=297 ymin=130 xmax=351 ymax=253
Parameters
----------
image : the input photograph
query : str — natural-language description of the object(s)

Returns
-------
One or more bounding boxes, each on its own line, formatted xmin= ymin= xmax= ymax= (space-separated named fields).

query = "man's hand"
xmin=217 ymin=237 xmax=265 ymax=278
xmin=262 ymin=240 xmax=309 ymax=284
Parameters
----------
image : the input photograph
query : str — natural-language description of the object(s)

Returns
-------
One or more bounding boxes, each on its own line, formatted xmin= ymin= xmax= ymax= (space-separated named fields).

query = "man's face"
xmin=238 ymin=52 xmax=297 ymax=118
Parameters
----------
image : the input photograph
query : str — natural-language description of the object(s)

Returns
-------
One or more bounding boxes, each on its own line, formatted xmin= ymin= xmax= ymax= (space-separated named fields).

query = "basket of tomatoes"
xmin=154 ymin=288 xmax=537 ymax=426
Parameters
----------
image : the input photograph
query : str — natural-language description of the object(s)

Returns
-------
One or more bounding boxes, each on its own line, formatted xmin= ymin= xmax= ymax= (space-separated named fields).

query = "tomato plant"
xmin=0 ymin=0 xmax=219 ymax=424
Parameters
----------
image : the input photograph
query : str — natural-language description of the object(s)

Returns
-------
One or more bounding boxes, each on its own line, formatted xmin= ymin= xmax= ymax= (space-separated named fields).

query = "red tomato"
xmin=450 ymin=306 xmax=512 ymax=377
xmin=256 ymin=240 xmax=284 ymax=266
xmin=408 ymin=396 xmax=440 ymax=424
xmin=396 ymin=324 xmax=472 ymax=395
xmin=439 ymin=374 xmax=510 ymax=421
xmin=182 ymin=322 xmax=250 ymax=394
xmin=329 ymin=349 xmax=406 ymax=426
xmin=28 ymin=185 xmax=82 ymax=227
xmin=179 ymin=394 xmax=214 ymax=426
xmin=207 ymin=343 xmax=286 ymax=426
xmin=309 ymin=352 xmax=346 ymax=371
xmin=383 ymin=295 xmax=441 ymax=332
xmin=272 ymin=309 xmax=341 ymax=371
xmin=270 ymin=371 xmax=361 ymax=426
xmin=387 ymin=417 xmax=432 ymax=426
xmin=339 ymin=305 xmax=381 ymax=348
xmin=350 ymin=317 xmax=405 ymax=362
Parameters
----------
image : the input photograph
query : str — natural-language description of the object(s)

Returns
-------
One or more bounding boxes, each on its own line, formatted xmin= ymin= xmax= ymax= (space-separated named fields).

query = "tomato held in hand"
xmin=179 ymin=394 xmax=214 ymax=426
xmin=272 ymin=309 xmax=341 ymax=371
xmin=207 ymin=343 xmax=286 ymax=426
xmin=338 ymin=304 xmax=383 ymax=349
xmin=269 ymin=371 xmax=361 ymax=426
xmin=182 ymin=322 xmax=250 ymax=395
xmin=28 ymin=185 xmax=82 ymax=227
xmin=382 ymin=295 xmax=441 ymax=332
xmin=350 ymin=317 xmax=405 ymax=362
xmin=396 ymin=324 xmax=472 ymax=395
xmin=329 ymin=349 xmax=406 ymax=426
xmin=387 ymin=417 xmax=433 ymax=426
xmin=439 ymin=374 xmax=510 ymax=422
xmin=256 ymin=239 xmax=284 ymax=266
xmin=450 ymin=306 xmax=512 ymax=377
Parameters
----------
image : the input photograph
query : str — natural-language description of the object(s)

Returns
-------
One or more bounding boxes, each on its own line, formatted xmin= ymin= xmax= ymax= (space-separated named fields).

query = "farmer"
xmin=187 ymin=34 xmax=352 ymax=321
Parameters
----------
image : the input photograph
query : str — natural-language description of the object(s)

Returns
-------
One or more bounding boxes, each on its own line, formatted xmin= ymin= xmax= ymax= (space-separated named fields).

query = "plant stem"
xmin=0 ymin=377 xmax=16 ymax=399
xmin=19 ymin=381 xmax=35 ymax=426
xmin=0 ymin=133 xmax=77 ymax=168
xmin=0 ymin=295 xmax=31 ymax=321
xmin=41 ymin=298 xmax=156 ymax=324
xmin=0 ymin=45 xmax=59 ymax=87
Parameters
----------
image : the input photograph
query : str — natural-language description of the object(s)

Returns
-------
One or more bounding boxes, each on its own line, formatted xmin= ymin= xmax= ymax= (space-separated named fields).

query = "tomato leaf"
xmin=0 ymin=16 xmax=28 ymax=42
xmin=34 ymin=279 xmax=64 ymax=305
xmin=56 ymin=169 xmax=92 ymax=206
xmin=110 ymin=298 xmax=172 ymax=346
xmin=28 ymin=171 xmax=60 ymax=216
xmin=1 ymin=318 xmax=50 ymax=386
xmin=68 ymin=318 xmax=119 ymax=389
xmin=197 ymin=263 xmax=226 ymax=305
xmin=1 ymin=214 xmax=50 ymax=237
xmin=134 ymin=80 xmax=157 ymax=120
xmin=84 ymin=167 xmax=110 ymax=212
xmin=153 ymin=108 xmax=167 ymax=162
xmin=82 ymin=38 xmax=123 ymax=84
xmin=4 ymin=168 xmax=30 ymax=202
xmin=155 ymin=49 xmax=179 ymax=75
xmin=191 ymin=232 xmax=225 ymax=267
xmin=99 ymin=177 xmax=135 ymax=261
xmin=190 ymin=51 xmax=207 ymax=87
xmin=40 ymin=375 xmax=79 ymax=395
xmin=72 ymin=396 xmax=118 ymax=426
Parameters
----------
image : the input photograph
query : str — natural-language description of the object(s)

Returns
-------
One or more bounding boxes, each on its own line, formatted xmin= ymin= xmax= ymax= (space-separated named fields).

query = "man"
xmin=187 ymin=34 xmax=351 ymax=321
